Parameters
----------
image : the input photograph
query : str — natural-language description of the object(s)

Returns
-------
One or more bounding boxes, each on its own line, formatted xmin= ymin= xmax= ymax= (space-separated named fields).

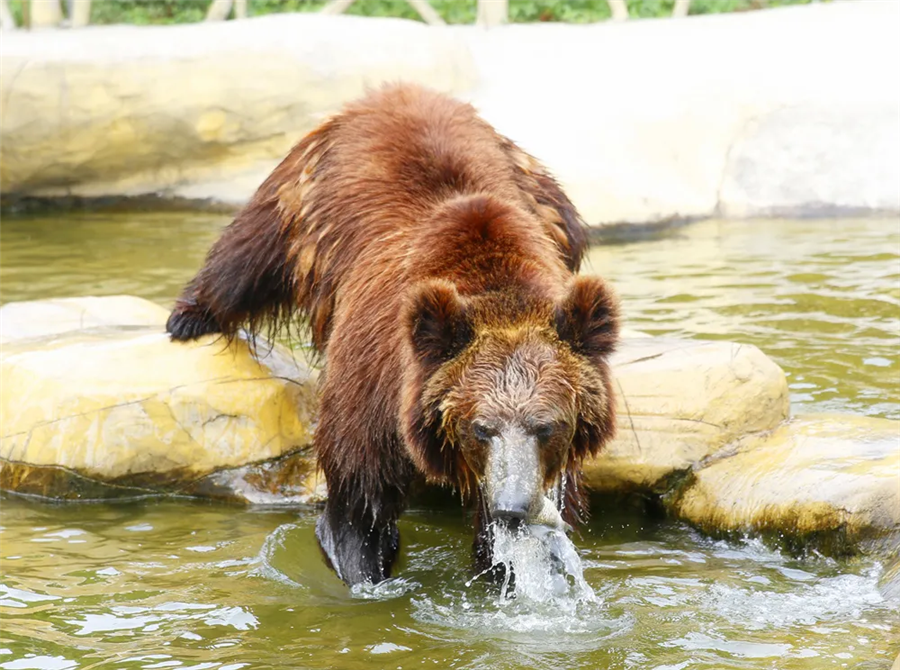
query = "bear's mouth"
xmin=492 ymin=514 xmax=525 ymax=533
xmin=488 ymin=494 xmax=570 ymax=535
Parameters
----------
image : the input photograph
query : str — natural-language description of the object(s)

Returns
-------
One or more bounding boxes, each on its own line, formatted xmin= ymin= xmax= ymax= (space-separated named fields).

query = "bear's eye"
xmin=472 ymin=422 xmax=496 ymax=441
xmin=530 ymin=422 xmax=558 ymax=441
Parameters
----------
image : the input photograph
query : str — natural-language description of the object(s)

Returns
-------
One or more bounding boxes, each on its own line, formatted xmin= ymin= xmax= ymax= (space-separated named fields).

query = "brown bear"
xmin=167 ymin=84 xmax=619 ymax=586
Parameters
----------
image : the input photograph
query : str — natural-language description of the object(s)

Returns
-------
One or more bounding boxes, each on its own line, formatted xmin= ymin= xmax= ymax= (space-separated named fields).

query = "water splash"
xmin=351 ymin=577 xmax=420 ymax=601
xmin=408 ymin=513 xmax=623 ymax=638
xmin=250 ymin=522 xmax=305 ymax=589
xmin=486 ymin=521 xmax=596 ymax=606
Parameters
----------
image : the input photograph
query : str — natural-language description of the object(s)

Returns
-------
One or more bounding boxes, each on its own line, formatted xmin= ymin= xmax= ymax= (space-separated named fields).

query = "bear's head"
xmin=401 ymin=275 xmax=619 ymax=526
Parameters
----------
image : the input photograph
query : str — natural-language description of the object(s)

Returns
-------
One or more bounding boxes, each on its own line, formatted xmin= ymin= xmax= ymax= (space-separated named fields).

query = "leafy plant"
xmin=4 ymin=0 xmax=821 ymax=27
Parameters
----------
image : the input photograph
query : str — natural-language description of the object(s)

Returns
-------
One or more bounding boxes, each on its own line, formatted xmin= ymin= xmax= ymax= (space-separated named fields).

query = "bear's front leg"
xmin=315 ymin=503 xmax=400 ymax=586
xmin=311 ymin=332 xmax=415 ymax=585
xmin=313 ymin=458 xmax=411 ymax=586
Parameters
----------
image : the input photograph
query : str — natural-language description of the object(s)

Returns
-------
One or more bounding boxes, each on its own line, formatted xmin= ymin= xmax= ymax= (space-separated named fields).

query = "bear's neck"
xmin=410 ymin=193 xmax=570 ymax=299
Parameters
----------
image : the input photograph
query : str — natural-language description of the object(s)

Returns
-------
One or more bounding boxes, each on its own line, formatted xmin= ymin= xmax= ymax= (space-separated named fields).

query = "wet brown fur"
xmin=167 ymin=84 xmax=618 ymax=584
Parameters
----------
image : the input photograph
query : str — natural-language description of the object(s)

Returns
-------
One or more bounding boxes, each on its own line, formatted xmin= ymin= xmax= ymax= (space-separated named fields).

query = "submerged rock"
xmin=671 ymin=414 xmax=900 ymax=556
xmin=583 ymin=338 xmax=790 ymax=493
xmin=0 ymin=297 xmax=320 ymax=503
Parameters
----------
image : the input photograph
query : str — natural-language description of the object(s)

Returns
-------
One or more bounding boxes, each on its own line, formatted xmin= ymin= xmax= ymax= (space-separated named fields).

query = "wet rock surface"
xmin=1 ymin=319 xmax=792 ymax=504
xmin=0 ymin=295 xmax=170 ymax=344
xmin=2 ymin=296 xmax=895 ymax=563
xmin=671 ymin=414 xmax=900 ymax=555
xmin=583 ymin=338 xmax=790 ymax=493
xmin=0 ymin=297 xmax=320 ymax=503
xmin=879 ymin=548 xmax=900 ymax=602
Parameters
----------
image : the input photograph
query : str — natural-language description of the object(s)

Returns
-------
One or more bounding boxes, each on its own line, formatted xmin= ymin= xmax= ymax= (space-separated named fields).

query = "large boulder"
xmin=0 ymin=297 xmax=321 ymax=503
xmin=583 ymin=338 xmax=790 ymax=493
xmin=0 ymin=295 xmax=170 ymax=343
xmin=718 ymin=104 xmax=900 ymax=218
xmin=465 ymin=0 xmax=900 ymax=225
xmin=671 ymin=414 xmax=900 ymax=555
xmin=0 ymin=13 xmax=474 ymax=203
xmin=1 ymin=297 xmax=795 ymax=504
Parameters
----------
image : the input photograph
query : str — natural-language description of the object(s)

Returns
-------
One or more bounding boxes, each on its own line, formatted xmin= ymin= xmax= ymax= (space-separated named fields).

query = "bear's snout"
xmin=484 ymin=426 xmax=544 ymax=524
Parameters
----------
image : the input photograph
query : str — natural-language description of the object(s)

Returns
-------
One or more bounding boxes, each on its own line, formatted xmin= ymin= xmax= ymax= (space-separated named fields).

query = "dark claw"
xmin=166 ymin=303 xmax=221 ymax=341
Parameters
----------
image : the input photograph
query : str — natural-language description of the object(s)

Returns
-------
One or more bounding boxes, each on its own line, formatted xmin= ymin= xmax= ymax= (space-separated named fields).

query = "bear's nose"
xmin=491 ymin=494 xmax=529 ymax=522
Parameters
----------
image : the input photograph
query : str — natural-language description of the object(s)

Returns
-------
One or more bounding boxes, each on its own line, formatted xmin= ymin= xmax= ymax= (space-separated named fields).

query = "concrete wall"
xmin=1 ymin=1 xmax=897 ymax=226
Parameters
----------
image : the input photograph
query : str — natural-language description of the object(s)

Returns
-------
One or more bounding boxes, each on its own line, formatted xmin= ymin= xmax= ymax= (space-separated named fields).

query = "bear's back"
xmin=270 ymin=84 xmax=584 ymax=353
xmin=319 ymin=84 xmax=524 ymax=229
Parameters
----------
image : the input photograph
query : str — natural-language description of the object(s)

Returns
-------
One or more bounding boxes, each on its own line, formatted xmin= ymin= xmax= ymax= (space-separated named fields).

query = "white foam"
xmin=408 ymin=521 xmax=628 ymax=639
xmin=488 ymin=522 xmax=596 ymax=605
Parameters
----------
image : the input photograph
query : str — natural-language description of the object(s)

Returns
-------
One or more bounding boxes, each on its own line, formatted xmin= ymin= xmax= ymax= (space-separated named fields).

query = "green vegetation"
xmin=8 ymin=0 xmax=821 ymax=26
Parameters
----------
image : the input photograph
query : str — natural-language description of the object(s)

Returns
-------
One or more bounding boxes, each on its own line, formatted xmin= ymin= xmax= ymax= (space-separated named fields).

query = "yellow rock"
xmin=0 ymin=320 xmax=320 ymax=502
xmin=673 ymin=414 xmax=900 ymax=548
xmin=584 ymin=338 xmax=790 ymax=492
xmin=0 ymin=14 xmax=475 ymax=202
xmin=0 ymin=299 xmax=792 ymax=507
xmin=880 ymin=550 xmax=900 ymax=601
xmin=0 ymin=295 xmax=169 ymax=343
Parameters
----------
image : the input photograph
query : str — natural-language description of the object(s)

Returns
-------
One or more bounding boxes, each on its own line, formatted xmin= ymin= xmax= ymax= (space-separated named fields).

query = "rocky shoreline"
xmin=2 ymin=295 xmax=896 ymax=585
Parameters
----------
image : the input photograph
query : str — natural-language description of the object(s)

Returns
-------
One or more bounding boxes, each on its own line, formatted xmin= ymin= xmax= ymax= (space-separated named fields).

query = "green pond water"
xmin=1 ymin=212 xmax=899 ymax=669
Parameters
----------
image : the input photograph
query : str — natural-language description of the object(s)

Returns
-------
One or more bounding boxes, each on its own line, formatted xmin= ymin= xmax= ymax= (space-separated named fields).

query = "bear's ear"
xmin=406 ymin=280 xmax=473 ymax=367
xmin=555 ymin=276 xmax=619 ymax=359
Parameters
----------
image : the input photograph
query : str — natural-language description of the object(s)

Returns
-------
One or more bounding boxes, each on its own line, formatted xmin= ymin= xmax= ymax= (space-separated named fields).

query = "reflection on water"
xmin=584 ymin=218 xmax=900 ymax=419
xmin=1 ymin=498 xmax=897 ymax=669
xmin=1 ymin=212 xmax=899 ymax=666
xmin=0 ymin=210 xmax=224 ymax=306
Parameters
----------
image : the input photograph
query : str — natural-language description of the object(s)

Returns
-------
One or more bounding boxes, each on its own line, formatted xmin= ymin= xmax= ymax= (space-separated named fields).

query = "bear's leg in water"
xmin=315 ymin=469 xmax=411 ymax=586
xmin=313 ymin=375 xmax=416 ymax=586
